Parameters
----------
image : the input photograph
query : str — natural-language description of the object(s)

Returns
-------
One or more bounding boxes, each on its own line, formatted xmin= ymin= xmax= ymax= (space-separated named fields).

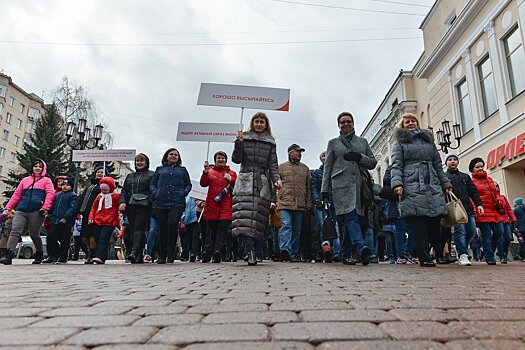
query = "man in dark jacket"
xmin=445 ymin=154 xmax=483 ymax=266
xmin=513 ymin=197 xmax=525 ymax=261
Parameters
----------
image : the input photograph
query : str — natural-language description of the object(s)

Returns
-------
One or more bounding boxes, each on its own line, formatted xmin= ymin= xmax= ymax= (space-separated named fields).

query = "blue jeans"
xmin=279 ymin=210 xmax=304 ymax=257
xmin=392 ymin=218 xmax=414 ymax=257
xmin=383 ymin=230 xmax=395 ymax=261
xmin=339 ymin=210 xmax=366 ymax=259
xmin=313 ymin=208 xmax=341 ymax=258
xmin=477 ymin=221 xmax=504 ymax=262
xmin=365 ymin=227 xmax=377 ymax=257
xmin=497 ymin=222 xmax=513 ymax=260
xmin=146 ymin=217 xmax=159 ymax=257
xmin=453 ymin=215 xmax=477 ymax=256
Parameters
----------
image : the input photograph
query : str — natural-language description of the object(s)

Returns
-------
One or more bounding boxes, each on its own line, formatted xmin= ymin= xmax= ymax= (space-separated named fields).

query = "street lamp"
xmin=65 ymin=118 xmax=104 ymax=191
xmin=435 ymin=119 xmax=462 ymax=154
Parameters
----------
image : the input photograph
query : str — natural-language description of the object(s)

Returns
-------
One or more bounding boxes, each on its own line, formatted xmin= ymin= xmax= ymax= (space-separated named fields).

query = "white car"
xmin=15 ymin=236 xmax=48 ymax=259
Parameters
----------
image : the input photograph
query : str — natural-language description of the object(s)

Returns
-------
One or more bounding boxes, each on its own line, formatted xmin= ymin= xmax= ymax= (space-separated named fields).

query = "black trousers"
xmin=156 ymin=206 xmax=184 ymax=259
xmin=183 ymin=222 xmax=201 ymax=257
xmin=204 ymin=220 xmax=230 ymax=258
xmin=406 ymin=216 xmax=442 ymax=263
xmin=127 ymin=205 xmax=152 ymax=253
xmin=47 ymin=223 xmax=73 ymax=260
xmin=73 ymin=235 xmax=88 ymax=259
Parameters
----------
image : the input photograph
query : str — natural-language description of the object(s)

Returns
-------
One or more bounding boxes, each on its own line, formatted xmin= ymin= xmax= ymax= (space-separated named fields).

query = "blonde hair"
xmin=247 ymin=112 xmax=274 ymax=137
xmin=396 ymin=112 xmax=421 ymax=130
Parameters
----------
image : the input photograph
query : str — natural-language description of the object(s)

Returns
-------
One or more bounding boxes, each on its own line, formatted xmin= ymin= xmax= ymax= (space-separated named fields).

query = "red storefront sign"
xmin=486 ymin=132 xmax=525 ymax=169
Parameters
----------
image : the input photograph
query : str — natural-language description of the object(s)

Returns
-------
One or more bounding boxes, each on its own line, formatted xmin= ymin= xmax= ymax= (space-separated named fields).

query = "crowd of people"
xmin=0 ymin=111 xmax=524 ymax=267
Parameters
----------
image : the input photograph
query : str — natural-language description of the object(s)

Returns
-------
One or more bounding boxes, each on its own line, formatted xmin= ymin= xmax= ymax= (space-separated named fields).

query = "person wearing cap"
xmin=43 ymin=177 xmax=79 ymax=264
xmin=391 ymin=113 xmax=452 ymax=267
xmin=321 ymin=112 xmax=376 ymax=266
xmin=0 ymin=159 xmax=56 ymax=265
xmin=200 ymin=150 xmax=237 ymax=263
xmin=232 ymin=112 xmax=282 ymax=266
xmin=443 ymin=153 xmax=483 ymax=266
xmin=513 ymin=197 xmax=525 ymax=261
xmin=78 ymin=166 xmax=106 ymax=263
xmin=469 ymin=157 xmax=504 ymax=265
xmin=276 ymin=143 xmax=312 ymax=262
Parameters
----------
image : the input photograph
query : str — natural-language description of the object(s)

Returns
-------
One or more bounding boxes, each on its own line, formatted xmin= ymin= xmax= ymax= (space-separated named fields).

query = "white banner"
xmin=176 ymin=122 xmax=239 ymax=143
xmin=197 ymin=83 xmax=290 ymax=111
xmin=72 ymin=149 xmax=136 ymax=162
xmin=189 ymin=179 xmax=208 ymax=201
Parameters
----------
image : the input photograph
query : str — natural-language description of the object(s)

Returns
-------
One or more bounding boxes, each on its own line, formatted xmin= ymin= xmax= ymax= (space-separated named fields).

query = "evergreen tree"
xmin=2 ymin=104 xmax=76 ymax=198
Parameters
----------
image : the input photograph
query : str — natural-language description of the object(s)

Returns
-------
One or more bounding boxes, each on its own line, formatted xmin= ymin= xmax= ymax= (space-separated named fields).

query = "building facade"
xmin=0 ymin=73 xmax=45 ymax=201
xmin=418 ymin=0 xmax=525 ymax=201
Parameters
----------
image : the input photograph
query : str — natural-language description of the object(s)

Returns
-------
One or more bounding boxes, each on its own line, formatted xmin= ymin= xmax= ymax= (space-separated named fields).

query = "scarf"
xmin=410 ymin=130 xmax=421 ymax=136
xmin=97 ymin=193 xmax=113 ymax=211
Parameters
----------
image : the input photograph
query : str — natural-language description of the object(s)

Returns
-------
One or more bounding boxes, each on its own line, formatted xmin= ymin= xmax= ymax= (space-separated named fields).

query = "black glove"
xmin=314 ymin=200 xmax=323 ymax=210
xmin=343 ymin=151 xmax=362 ymax=162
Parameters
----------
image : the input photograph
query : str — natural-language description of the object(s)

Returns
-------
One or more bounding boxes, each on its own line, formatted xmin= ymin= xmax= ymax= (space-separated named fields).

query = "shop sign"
xmin=486 ymin=132 xmax=525 ymax=169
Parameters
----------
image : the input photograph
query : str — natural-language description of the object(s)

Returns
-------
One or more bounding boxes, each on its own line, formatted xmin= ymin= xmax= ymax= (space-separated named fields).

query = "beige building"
xmin=114 ymin=160 xmax=134 ymax=188
xmin=418 ymin=0 xmax=525 ymax=201
xmin=0 ymin=73 xmax=45 ymax=201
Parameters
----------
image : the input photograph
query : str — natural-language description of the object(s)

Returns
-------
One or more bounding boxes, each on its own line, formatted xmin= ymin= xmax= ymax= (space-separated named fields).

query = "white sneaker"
xmin=458 ymin=254 xmax=471 ymax=266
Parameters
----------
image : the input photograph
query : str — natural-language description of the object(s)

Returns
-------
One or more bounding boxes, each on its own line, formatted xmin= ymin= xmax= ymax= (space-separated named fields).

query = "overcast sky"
xmin=1 ymin=0 xmax=434 ymax=180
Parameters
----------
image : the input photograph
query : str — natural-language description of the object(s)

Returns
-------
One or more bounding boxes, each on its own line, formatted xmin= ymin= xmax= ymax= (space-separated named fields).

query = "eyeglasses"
xmin=339 ymin=120 xmax=353 ymax=125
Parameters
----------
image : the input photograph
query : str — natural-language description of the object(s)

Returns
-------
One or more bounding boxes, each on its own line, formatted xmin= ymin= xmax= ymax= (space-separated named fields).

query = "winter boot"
xmin=129 ymin=231 xmax=145 ymax=264
xmin=247 ymin=250 xmax=257 ymax=266
xmin=0 ymin=248 xmax=6 ymax=260
xmin=0 ymin=249 xmax=14 ymax=265
xmin=32 ymin=251 xmax=44 ymax=264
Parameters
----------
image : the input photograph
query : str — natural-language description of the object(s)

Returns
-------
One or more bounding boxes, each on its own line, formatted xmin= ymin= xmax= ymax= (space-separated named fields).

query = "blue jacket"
xmin=514 ymin=204 xmax=525 ymax=232
xmin=182 ymin=197 xmax=198 ymax=225
xmin=50 ymin=190 xmax=80 ymax=227
xmin=150 ymin=165 xmax=192 ymax=209
xmin=311 ymin=164 xmax=333 ymax=204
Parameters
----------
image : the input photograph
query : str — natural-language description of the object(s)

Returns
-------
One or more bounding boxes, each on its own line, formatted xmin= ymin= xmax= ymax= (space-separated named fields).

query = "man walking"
xmin=278 ymin=144 xmax=312 ymax=262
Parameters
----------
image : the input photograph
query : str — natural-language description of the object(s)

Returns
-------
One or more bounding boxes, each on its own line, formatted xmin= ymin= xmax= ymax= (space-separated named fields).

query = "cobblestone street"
xmin=1 ymin=260 xmax=524 ymax=349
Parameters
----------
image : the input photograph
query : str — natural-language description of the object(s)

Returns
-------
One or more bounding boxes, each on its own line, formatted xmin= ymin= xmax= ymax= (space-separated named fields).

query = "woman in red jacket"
xmin=469 ymin=157 xmax=504 ymax=265
xmin=200 ymin=151 xmax=237 ymax=263
xmin=495 ymin=183 xmax=517 ymax=263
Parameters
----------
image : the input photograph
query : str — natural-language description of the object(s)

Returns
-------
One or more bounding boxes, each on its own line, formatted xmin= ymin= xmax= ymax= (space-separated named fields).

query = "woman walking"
xmin=119 ymin=153 xmax=155 ymax=264
xmin=232 ymin=112 xmax=282 ymax=266
xmin=391 ymin=113 xmax=452 ymax=267
xmin=200 ymin=151 xmax=237 ymax=263
xmin=495 ymin=183 xmax=517 ymax=263
xmin=150 ymin=148 xmax=192 ymax=264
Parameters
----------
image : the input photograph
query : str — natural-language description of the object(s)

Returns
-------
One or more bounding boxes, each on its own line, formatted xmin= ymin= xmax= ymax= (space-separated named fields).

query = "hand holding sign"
xmin=203 ymin=161 xmax=210 ymax=173
xmin=236 ymin=130 xmax=244 ymax=142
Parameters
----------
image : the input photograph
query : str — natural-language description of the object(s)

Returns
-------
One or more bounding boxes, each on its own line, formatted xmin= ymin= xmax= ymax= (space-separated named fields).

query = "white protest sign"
xmin=72 ymin=149 xmax=136 ymax=162
xmin=189 ymin=179 xmax=208 ymax=201
xmin=176 ymin=122 xmax=239 ymax=143
xmin=197 ymin=83 xmax=290 ymax=111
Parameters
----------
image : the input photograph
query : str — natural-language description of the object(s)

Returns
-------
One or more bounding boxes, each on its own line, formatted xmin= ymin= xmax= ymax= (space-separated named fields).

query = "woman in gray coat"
xmin=391 ymin=113 xmax=452 ymax=267
xmin=232 ymin=112 xmax=282 ymax=266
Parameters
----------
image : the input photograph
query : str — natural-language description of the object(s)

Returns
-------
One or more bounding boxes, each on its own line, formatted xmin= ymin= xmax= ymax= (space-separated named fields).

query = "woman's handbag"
xmin=481 ymin=182 xmax=506 ymax=215
xmin=129 ymin=193 xmax=150 ymax=206
xmin=440 ymin=191 xmax=468 ymax=227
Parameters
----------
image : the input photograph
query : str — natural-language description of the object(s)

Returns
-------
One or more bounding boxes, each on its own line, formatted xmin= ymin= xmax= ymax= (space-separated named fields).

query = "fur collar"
xmin=394 ymin=128 xmax=434 ymax=144
xmin=242 ymin=130 xmax=276 ymax=145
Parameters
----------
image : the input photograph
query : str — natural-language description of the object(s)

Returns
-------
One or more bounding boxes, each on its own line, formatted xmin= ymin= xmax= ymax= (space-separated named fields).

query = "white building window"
xmin=10 ymin=152 xmax=16 ymax=162
xmin=0 ymin=147 xmax=5 ymax=158
xmin=504 ymin=26 xmax=525 ymax=97
xmin=477 ymin=56 xmax=497 ymax=118
xmin=6 ymin=113 xmax=12 ymax=124
xmin=13 ymin=135 xmax=19 ymax=146
xmin=28 ymin=107 xmax=39 ymax=118
xmin=16 ymin=118 xmax=22 ymax=129
xmin=457 ymin=79 xmax=473 ymax=133
xmin=2 ymin=130 xmax=8 ymax=141
xmin=8 ymin=96 xmax=14 ymax=107
xmin=19 ymin=104 xmax=25 ymax=114
xmin=0 ymin=102 xmax=3 ymax=115
xmin=0 ymin=84 xmax=6 ymax=98
xmin=26 ymin=121 xmax=34 ymax=133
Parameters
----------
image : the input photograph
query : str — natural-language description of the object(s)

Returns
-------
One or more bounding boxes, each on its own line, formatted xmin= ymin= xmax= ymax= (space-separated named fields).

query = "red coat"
xmin=200 ymin=165 xmax=237 ymax=221
xmin=498 ymin=193 xmax=517 ymax=224
xmin=88 ymin=177 xmax=120 ymax=228
xmin=471 ymin=171 xmax=501 ymax=223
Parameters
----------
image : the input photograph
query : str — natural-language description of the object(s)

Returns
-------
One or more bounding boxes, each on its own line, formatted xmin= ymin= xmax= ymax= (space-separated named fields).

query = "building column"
xmin=517 ymin=0 xmax=525 ymax=46
xmin=484 ymin=20 xmax=509 ymax=123
xmin=462 ymin=49 xmax=482 ymax=141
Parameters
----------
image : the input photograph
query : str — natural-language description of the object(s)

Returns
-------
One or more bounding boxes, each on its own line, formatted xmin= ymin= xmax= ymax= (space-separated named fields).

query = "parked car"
xmin=15 ymin=236 xmax=47 ymax=259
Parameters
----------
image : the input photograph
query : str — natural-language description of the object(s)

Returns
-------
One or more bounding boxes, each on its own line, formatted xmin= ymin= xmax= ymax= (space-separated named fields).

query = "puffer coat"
xmin=231 ymin=130 xmax=280 ymax=241
xmin=471 ymin=171 xmax=502 ymax=223
xmin=150 ymin=164 xmax=192 ymax=209
xmin=120 ymin=156 xmax=154 ymax=207
xmin=277 ymin=160 xmax=312 ymax=211
xmin=200 ymin=164 xmax=237 ymax=221
xmin=321 ymin=132 xmax=377 ymax=216
xmin=390 ymin=128 xmax=451 ymax=218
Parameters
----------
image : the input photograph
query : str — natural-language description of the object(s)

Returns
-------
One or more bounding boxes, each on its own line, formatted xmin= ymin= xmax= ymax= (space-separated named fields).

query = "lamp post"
xmin=435 ymin=119 xmax=462 ymax=154
xmin=65 ymin=118 xmax=104 ymax=192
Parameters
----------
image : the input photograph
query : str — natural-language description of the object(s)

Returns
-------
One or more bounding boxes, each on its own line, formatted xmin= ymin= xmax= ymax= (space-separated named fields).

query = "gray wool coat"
xmin=390 ymin=128 xmax=452 ymax=218
xmin=231 ymin=130 xmax=280 ymax=241
xmin=321 ymin=132 xmax=377 ymax=216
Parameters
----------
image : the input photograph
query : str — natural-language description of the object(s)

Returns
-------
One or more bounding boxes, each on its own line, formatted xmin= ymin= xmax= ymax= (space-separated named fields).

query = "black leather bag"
xmin=129 ymin=193 xmax=150 ymax=206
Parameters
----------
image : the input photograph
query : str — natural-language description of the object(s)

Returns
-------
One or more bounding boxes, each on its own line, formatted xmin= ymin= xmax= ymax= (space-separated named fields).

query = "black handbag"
xmin=322 ymin=203 xmax=338 ymax=241
xmin=129 ymin=193 xmax=150 ymax=206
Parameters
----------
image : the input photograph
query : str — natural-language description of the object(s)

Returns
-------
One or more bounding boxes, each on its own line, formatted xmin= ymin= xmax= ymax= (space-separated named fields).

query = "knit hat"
xmin=319 ymin=151 xmax=327 ymax=160
xmin=213 ymin=151 xmax=228 ymax=163
xmin=468 ymin=157 xmax=485 ymax=172
xmin=94 ymin=166 xmax=107 ymax=176
xmin=62 ymin=177 xmax=75 ymax=189
xmin=515 ymin=197 xmax=523 ymax=206
xmin=445 ymin=153 xmax=459 ymax=164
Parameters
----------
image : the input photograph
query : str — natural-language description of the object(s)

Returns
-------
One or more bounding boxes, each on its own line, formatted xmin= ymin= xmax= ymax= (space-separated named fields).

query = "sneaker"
xmin=457 ymin=254 xmax=471 ymax=266
xmin=144 ymin=255 xmax=152 ymax=263
xmin=92 ymin=257 xmax=104 ymax=264
xmin=388 ymin=258 xmax=396 ymax=264
xmin=404 ymin=253 xmax=418 ymax=264
xmin=396 ymin=256 xmax=407 ymax=264
xmin=500 ymin=258 xmax=508 ymax=264
xmin=55 ymin=259 xmax=68 ymax=264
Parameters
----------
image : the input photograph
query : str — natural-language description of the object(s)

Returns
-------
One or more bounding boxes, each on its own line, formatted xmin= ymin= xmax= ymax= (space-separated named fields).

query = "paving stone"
xmin=220 ymin=296 xmax=291 ymax=305
xmin=150 ymin=324 xmax=269 ymax=345
xmin=316 ymin=340 xmax=447 ymax=350
xmin=349 ymin=300 xmax=405 ymax=310
xmin=203 ymin=311 xmax=298 ymax=325
xmin=379 ymin=321 xmax=470 ymax=341
xmin=398 ymin=299 xmax=484 ymax=309
xmin=93 ymin=345 xmax=178 ymax=350
xmin=0 ymin=317 xmax=43 ymax=328
xmin=447 ymin=321 xmax=525 ymax=339
xmin=445 ymin=339 xmax=525 ymax=350
xmin=94 ymin=300 xmax=171 ymax=307
xmin=40 ymin=306 xmax=134 ymax=317
xmin=0 ymin=308 xmax=50 ymax=317
xmin=300 ymin=309 xmax=397 ymax=322
xmin=272 ymin=322 xmax=387 ymax=342
xmin=171 ymin=299 xmax=220 ymax=307
xmin=127 ymin=306 xmax=187 ymax=316
xmin=64 ymin=326 xmax=158 ymax=346
xmin=388 ymin=309 xmax=460 ymax=322
xmin=0 ymin=347 xmax=86 ymax=350
xmin=0 ymin=327 xmax=80 ymax=345
xmin=452 ymin=308 xmax=525 ymax=321
xmin=31 ymin=315 xmax=140 ymax=328
xmin=184 ymin=342 xmax=314 ymax=350
xmin=134 ymin=314 xmax=203 ymax=327
xmin=270 ymin=301 xmax=351 ymax=311
xmin=187 ymin=303 xmax=268 ymax=314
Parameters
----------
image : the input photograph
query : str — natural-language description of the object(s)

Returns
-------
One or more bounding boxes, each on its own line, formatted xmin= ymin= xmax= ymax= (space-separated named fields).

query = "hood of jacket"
xmin=99 ymin=176 xmax=116 ymax=192
xmin=135 ymin=153 xmax=150 ymax=172
xmin=29 ymin=159 xmax=47 ymax=178
xmin=393 ymin=128 xmax=434 ymax=144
